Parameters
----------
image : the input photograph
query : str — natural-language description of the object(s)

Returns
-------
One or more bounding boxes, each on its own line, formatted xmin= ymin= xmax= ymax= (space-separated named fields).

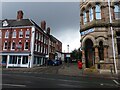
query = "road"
xmin=1 ymin=71 xmax=119 ymax=89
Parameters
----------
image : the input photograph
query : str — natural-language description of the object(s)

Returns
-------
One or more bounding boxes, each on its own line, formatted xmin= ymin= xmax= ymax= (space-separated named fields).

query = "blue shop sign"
xmin=81 ymin=28 xmax=94 ymax=35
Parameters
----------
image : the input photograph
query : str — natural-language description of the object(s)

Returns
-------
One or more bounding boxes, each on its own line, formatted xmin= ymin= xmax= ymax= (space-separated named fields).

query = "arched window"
xmin=89 ymin=7 xmax=93 ymax=21
xmin=96 ymin=4 xmax=101 ymax=19
xmin=114 ymin=5 xmax=120 ymax=19
xmin=83 ymin=11 xmax=87 ymax=24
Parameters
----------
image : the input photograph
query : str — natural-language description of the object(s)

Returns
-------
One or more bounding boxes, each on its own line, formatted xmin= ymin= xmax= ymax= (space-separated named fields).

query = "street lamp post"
xmin=108 ymin=0 xmax=118 ymax=74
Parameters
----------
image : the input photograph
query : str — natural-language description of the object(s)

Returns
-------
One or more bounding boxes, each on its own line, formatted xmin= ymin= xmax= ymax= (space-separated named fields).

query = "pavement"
xmin=2 ymin=63 xmax=120 ymax=80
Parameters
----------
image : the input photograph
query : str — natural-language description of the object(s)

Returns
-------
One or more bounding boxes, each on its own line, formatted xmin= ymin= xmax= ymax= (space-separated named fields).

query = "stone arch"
xmin=81 ymin=35 xmax=96 ymax=48
xmin=96 ymin=36 xmax=108 ymax=46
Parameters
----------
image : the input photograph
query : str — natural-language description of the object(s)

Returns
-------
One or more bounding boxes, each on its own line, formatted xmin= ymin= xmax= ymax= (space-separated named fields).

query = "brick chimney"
xmin=41 ymin=20 xmax=46 ymax=30
xmin=47 ymin=27 xmax=50 ymax=34
xmin=17 ymin=10 xmax=23 ymax=20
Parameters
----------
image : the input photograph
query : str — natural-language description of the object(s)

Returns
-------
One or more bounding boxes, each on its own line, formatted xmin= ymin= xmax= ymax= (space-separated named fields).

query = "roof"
xmin=0 ymin=19 xmax=33 ymax=28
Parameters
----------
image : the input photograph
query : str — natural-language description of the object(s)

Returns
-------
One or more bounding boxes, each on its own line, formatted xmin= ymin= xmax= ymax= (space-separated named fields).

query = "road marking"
xmin=58 ymin=84 xmax=79 ymax=87
xmin=100 ymin=83 xmax=104 ymax=86
xmin=113 ymin=80 xmax=120 ymax=85
xmin=2 ymin=84 xmax=26 ymax=87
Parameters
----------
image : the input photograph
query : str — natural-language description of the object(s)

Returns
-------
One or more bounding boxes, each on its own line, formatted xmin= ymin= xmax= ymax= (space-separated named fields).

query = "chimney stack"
xmin=41 ymin=20 xmax=46 ymax=30
xmin=47 ymin=27 xmax=50 ymax=34
xmin=17 ymin=10 xmax=24 ymax=20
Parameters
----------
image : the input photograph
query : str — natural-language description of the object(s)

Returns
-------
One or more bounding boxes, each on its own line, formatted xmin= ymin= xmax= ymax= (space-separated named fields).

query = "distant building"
xmin=80 ymin=1 xmax=120 ymax=72
xmin=0 ymin=10 xmax=62 ymax=68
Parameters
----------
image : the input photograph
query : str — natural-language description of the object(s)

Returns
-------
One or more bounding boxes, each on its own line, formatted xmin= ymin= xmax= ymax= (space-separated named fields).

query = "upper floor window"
xmin=114 ymin=5 xmax=120 ymax=20
xmin=39 ymin=33 xmax=41 ymax=41
xmin=25 ymin=30 xmax=30 ymax=38
xmin=38 ymin=45 xmax=40 ymax=52
xmin=34 ymin=43 xmax=37 ymax=51
xmin=41 ymin=34 xmax=43 ymax=42
xmin=24 ymin=40 xmax=29 ymax=50
xmin=5 ymin=31 xmax=9 ymax=38
xmin=11 ymin=41 xmax=16 ymax=50
xmin=96 ymin=4 xmax=101 ymax=19
xmin=12 ymin=30 xmax=16 ymax=38
xmin=89 ymin=7 xmax=93 ymax=21
xmin=83 ymin=11 xmax=87 ymax=24
xmin=3 ymin=41 xmax=8 ymax=50
xmin=19 ymin=31 xmax=23 ymax=38
xmin=36 ymin=32 xmax=38 ymax=40
xmin=0 ymin=30 xmax=2 ymax=38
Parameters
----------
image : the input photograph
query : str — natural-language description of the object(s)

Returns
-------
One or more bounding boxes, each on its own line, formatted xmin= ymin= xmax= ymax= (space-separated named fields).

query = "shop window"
xmin=22 ymin=56 xmax=28 ymax=64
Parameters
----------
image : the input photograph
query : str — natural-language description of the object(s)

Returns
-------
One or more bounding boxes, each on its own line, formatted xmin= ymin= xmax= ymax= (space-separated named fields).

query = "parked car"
xmin=53 ymin=59 xmax=62 ymax=66
xmin=47 ymin=60 xmax=54 ymax=66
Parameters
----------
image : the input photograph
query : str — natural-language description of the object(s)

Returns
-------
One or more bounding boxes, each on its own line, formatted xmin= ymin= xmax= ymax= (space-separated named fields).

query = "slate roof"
xmin=0 ymin=19 xmax=34 ymax=28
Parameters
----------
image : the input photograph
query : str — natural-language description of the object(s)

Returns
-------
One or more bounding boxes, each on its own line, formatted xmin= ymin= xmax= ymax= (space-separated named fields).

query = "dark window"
xmin=22 ymin=56 xmax=28 ymax=64
xmin=9 ymin=56 xmax=17 ymax=64
xmin=99 ymin=41 xmax=104 ymax=60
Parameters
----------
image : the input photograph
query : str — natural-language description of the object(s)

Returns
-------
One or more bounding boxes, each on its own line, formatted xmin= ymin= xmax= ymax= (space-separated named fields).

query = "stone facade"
xmin=80 ymin=0 xmax=120 ymax=72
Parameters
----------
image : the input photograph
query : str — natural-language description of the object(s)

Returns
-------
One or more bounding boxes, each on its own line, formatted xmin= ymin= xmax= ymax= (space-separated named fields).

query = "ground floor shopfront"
xmin=0 ymin=53 xmax=47 ymax=68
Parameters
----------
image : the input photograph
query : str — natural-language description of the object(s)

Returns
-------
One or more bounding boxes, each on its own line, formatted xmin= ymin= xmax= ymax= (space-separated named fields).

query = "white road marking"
xmin=58 ymin=84 xmax=79 ymax=87
xmin=113 ymin=80 xmax=120 ymax=85
xmin=1 ymin=84 xmax=26 ymax=87
xmin=100 ymin=83 xmax=104 ymax=86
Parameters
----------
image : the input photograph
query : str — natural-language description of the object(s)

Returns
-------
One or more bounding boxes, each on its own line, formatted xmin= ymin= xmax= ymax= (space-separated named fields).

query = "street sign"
xmin=81 ymin=28 xmax=94 ymax=35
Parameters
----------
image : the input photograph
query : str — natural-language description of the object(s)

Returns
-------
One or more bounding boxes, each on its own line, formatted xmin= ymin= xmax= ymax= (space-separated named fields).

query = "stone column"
xmin=82 ymin=50 xmax=85 ymax=68
xmin=86 ymin=11 xmax=90 ymax=22
xmin=104 ymin=46 xmax=108 ymax=62
xmin=103 ymin=46 xmax=108 ymax=69
xmin=95 ymin=46 xmax=99 ymax=69
xmin=80 ymin=13 xmax=84 ymax=25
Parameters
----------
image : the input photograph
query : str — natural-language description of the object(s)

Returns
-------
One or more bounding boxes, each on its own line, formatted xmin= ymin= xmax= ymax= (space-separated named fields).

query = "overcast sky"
xmin=1 ymin=2 xmax=81 ymax=52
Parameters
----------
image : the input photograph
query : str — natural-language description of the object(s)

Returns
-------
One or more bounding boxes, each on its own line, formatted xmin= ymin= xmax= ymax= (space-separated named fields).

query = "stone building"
xmin=80 ymin=0 xmax=120 ymax=73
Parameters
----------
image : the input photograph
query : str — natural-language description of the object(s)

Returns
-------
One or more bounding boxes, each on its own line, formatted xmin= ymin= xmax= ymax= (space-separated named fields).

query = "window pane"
xmin=96 ymin=5 xmax=101 ymax=19
xmin=83 ymin=11 xmax=87 ymax=24
xmin=5 ymin=31 xmax=9 ymax=38
xmin=26 ymin=30 xmax=30 ymax=38
xmin=114 ymin=5 xmax=120 ymax=19
xmin=0 ymin=31 xmax=2 ymax=38
xmin=12 ymin=31 xmax=16 ymax=38
xmin=89 ymin=8 xmax=93 ymax=21
xmin=22 ymin=56 xmax=28 ymax=64
xmin=19 ymin=31 xmax=23 ymax=38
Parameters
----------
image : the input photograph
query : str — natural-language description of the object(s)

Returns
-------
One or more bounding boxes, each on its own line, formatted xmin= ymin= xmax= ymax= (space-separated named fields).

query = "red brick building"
xmin=0 ymin=10 xmax=62 ymax=68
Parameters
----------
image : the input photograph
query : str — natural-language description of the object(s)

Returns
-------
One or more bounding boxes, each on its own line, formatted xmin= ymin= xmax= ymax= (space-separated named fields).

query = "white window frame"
xmin=41 ymin=46 xmax=43 ymax=53
xmin=0 ymin=30 xmax=2 ymax=38
xmin=39 ymin=33 xmax=41 ymax=41
xmin=35 ymin=43 xmax=37 ymax=51
xmin=12 ymin=30 xmax=16 ymax=38
xmin=25 ymin=29 xmax=30 ymax=38
xmin=3 ymin=41 xmax=8 ymax=50
xmin=38 ymin=45 xmax=40 ymax=52
xmin=19 ymin=30 xmax=23 ymax=38
xmin=36 ymin=32 xmax=38 ymax=40
xmin=24 ymin=40 xmax=29 ymax=50
xmin=11 ymin=41 xmax=16 ymax=50
xmin=5 ymin=31 xmax=9 ymax=38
